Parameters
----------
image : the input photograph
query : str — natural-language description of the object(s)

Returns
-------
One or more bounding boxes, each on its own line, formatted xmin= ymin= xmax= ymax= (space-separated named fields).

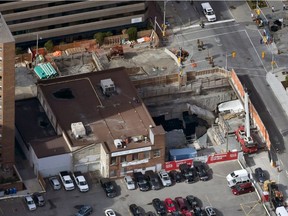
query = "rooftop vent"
xmin=101 ymin=78 xmax=115 ymax=95
xmin=71 ymin=122 xmax=86 ymax=139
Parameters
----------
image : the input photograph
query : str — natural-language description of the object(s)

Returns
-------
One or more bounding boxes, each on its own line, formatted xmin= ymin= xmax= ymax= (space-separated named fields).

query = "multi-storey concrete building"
xmin=0 ymin=13 xmax=15 ymax=169
xmin=0 ymin=1 xmax=148 ymax=44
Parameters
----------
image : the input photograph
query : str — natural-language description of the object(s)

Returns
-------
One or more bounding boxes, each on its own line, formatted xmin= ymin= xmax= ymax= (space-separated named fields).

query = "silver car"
xmin=24 ymin=196 xmax=37 ymax=211
xmin=124 ymin=175 xmax=136 ymax=190
xmin=49 ymin=176 xmax=61 ymax=190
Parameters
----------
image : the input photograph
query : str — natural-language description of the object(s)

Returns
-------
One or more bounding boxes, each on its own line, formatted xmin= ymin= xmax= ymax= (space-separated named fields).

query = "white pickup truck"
xmin=72 ymin=171 xmax=89 ymax=192
xmin=59 ymin=171 xmax=75 ymax=191
xmin=201 ymin=2 xmax=216 ymax=22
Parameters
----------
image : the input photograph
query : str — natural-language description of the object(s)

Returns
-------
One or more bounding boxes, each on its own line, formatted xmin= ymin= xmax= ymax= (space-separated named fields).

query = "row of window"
xmin=110 ymin=149 xmax=161 ymax=165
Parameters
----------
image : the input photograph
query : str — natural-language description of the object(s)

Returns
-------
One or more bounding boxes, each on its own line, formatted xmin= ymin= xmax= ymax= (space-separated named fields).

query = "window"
xmin=110 ymin=157 xmax=116 ymax=165
xmin=120 ymin=155 xmax=126 ymax=163
xmin=132 ymin=153 xmax=138 ymax=161
xmin=143 ymin=151 xmax=150 ymax=159
xmin=153 ymin=150 xmax=160 ymax=158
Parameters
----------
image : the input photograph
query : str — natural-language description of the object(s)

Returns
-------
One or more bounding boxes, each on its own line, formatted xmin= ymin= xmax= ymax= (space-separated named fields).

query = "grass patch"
xmin=247 ymin=0 xmax=268 ymax=10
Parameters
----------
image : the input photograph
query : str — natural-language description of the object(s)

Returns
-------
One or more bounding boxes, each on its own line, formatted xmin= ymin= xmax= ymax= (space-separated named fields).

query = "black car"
xmin=32 ymin=192 xmax=45 ymax=207
xmin=75 ymin=205 xmax=93 ymax=216
xmin=255 ymin=167 xmax=266 ymax=183
xmin=171 ymin=211 xmax=182 ymax=216
xmin=133 ymin=172 xmax=150 ymax=191
xmin=152 ymin=198 xmax=167 ymax=216
xmin=129 ymin=204 xmax=145 ymax=216
xmin=186 ymin=195 xmax=197 ymax=209
xmin=169 ymin=170 xmax=183 ymax=183
xmin=146 ymin=212 xmax=157 ymax=216
xmin=194 ymin=164 xmax=209 ymax=181
xmin=179 ymin=164 xmax=197 ymax=183
xmin=100 ymin=178 xmax=117 ymax=198
xmin=194 ymin=207 xmax=206 ymax=216
xmin=145 ymin=170 xmax=161 ymax=190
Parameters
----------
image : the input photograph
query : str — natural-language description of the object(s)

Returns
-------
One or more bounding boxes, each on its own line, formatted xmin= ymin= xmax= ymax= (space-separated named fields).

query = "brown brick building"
xmin=22 ymin=67 xmax=166 ymax=178
xmin=0 ymin=13 xmax=15 ymax=168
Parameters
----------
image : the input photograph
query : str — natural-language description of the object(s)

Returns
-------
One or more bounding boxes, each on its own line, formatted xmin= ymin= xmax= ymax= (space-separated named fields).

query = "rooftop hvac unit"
xmin=71 ymin=122 xmax=86 ymax=138
xmin=114 ymin=139 xmax=123 ymax=148
xmin=100 ymin=78 xmax=115 ymax=95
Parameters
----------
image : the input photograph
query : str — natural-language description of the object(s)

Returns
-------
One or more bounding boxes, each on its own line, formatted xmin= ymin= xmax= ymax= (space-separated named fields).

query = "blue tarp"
xmin=169 ymin=147 xmax=197 ymax=161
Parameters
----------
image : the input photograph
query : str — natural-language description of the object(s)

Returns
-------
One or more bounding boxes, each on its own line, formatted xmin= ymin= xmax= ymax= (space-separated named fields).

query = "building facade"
xmin=0 ymin=1 xmax=148 ymax=44
xmin=0 ymin=13 xmax=15 ymax=169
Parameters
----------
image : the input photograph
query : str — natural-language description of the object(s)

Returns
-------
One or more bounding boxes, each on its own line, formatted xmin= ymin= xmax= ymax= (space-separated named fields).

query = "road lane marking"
xmin=244 ymin=30 xmax=268 ymax=73
xmin=176 ymin=29 xmax=246 ymax=43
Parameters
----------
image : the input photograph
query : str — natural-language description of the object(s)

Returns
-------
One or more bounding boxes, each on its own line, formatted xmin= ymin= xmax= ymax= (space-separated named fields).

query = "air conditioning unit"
xmin=101 ymin=78 xmax=115 ymax=95
xmin=71 ymin=122 xmax=86 ymax=139
xmin=114 ymin=139 xmax=123 ymax=148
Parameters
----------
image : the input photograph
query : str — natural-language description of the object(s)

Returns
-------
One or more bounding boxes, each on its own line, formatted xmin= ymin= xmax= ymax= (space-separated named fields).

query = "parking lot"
xmin=0 ymin=160 xmax=266 ymax=216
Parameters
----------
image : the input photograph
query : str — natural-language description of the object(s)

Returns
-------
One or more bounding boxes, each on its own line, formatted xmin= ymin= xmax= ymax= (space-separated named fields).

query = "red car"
xmin=232 ymin=182 xmax=255 ymax=195
xmin=164 ymin=198 xmax=176 ymax=213
xmin=175 ymin=197 xmax=188 ymax=212
xmin=182 ymin=209 xmax=193 ymax=216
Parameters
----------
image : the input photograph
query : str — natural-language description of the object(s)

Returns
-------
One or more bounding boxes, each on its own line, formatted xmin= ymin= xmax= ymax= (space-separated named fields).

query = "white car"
xmin=158 ymin=170 xmax=172 ymax=187
xmin=74 ymin=175 xmax=89 ymax=192
xmin=124 ymin=175 xmax=136 ymax=190
xmin=24 ymin=196 xmax=37 ymax=211
xmin=105 ymin=209 xmax=116 ymax=216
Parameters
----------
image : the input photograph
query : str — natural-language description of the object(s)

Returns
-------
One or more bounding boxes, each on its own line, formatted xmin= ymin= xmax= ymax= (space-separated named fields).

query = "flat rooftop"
xmin=38 ymin=67 xmax=157 ymax=152
xmin=15 ymin=98 xmax=70 ymax=158
xmin=0 ymin=13 xmax=14 ymax=43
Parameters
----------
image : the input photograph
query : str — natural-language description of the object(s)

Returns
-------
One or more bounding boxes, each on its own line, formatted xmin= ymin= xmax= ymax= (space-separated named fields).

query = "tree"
xmin=44 ymin=40 xmax=54 ymax=52
xmin=94 ymin=32 xmax=106 ymax=46
xmin=127 ymin=27 xmax=137 ymax=41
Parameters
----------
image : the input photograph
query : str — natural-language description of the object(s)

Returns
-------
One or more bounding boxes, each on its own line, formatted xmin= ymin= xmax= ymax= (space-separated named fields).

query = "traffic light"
xmin=261 ymin=51 xmax=265 ymax=59
xmin=231 ymin=51 xmax=236 ymax=58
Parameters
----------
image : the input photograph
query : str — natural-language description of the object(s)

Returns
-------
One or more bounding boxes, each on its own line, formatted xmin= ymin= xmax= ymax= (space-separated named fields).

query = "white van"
xmin=276 ymin=206 xmax=288 ymax=216
xmin=228 ymin=176 xmax=250 ymax=188
xmin=201 ymin=2 xmax=216 ymax=22
xmin=226 ymin=169 xmax=249 ymax=187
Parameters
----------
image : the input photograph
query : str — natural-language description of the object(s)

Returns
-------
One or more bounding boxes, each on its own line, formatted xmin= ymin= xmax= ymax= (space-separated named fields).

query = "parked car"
xmin=255 ymin=167 xmax=266 ymax=183
xmin=182 ymin=210 xmax=193 ymax=216
xmin=158 ymin=170 xmax=172 ymax=187
xmin=49 ymin=176 xmax=61 ymax=190
xmin=32 ymin=192 xmax=45 ymax=207
xmin=169 ymin=170 xmax=183 ymax=183
xmin=146 ymin=212 xmax=157 ymax=216
xmin=24 ymin=196 xmax=37 ymax=211
xmin=75 ymin=205 xmax=93 ymax=216
xmin=152 ymin=198 xmax=167 ymax=215
xmin=129 ymin=204 xmax=144 ymax=216
xmin=164 ymin=198 xmax=176 ymax=213
xmin=133 ymin=172 xmax=150 ymax=192
xmin=59 ymin=171 xmax=75 ymax=191
xmin=175 ymin=197 xmax=188 ymax=212
xmin=104 ymin=209 xmax=116 ymax=216
xmin=171 ymin=211 xmax=182 ymax=216
xmin=179 ymin=164 xmax=197 ymax=183
xmin=194 ymin=207 xmax=206 ymax=216
xmin=100 ymin=178 xmax=117 ymax=198
xmin=124 ymin=175 xmax=136 ymax=190
xmin=186 ymin=195 xmax=197 ymax=209
xmin=72 ymin=171 xmax=89 ymax=192
xmin=232 ymin=182 xmax=255 ymax=195
xmin=145 ymin=170 xmax=161 ymax=190
xmin=205 ymin=206 xmax=217 ymax=216
xmin=194 ymin=163 xmax=209 ymax=181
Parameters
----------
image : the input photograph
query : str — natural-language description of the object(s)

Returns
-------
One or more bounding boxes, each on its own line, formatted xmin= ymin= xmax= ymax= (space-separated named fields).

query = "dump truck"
xmin=264 ymin=180 xmax=284 ymax=209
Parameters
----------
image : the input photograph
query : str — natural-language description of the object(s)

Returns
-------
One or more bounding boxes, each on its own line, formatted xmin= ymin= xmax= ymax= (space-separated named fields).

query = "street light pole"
xmin=36 ymin=33 xmax=39 ymax=56
xmin=163 ymin=1 xmax=168 ymax=37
